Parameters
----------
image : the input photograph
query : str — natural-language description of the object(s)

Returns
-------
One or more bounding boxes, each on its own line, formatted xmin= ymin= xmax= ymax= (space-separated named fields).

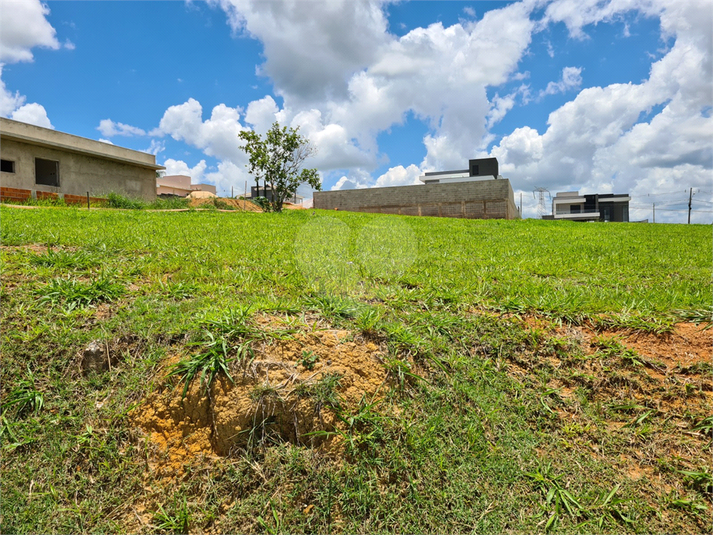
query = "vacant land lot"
xmin=1 ymin=206 xmax=711 ymax=533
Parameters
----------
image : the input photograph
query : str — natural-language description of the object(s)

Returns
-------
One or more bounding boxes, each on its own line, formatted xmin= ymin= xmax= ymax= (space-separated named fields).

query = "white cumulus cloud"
xmin=97 ymin=119 xmax=147 ymax=137
xmin=211 ymin=0 xmax=391 ymax=103
xmin=490 ymin=0 xmax=713 ymax=222
xmin=0 ymin=0 xmax=60 ymax=63
xmin=539 ymin=66 xmax=583 ymax=98
xmin=10 ymin=102 xmax=52 ymax=128
xmin=0 ymin=0 xmax=60 ymax=126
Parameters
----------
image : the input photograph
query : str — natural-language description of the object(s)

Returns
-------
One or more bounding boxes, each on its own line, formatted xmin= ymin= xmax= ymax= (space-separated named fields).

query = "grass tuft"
xmin=37 ymin=275 xmax=124 ymax=307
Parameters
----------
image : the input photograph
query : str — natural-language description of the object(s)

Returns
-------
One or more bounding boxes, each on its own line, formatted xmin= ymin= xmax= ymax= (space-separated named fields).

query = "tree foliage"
xmin=238 ymin=122 xmax=321 ymax=212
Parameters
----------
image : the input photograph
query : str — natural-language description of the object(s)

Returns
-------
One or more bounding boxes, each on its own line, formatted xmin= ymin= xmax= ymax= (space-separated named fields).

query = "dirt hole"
xmin=131 ymin=326 xmax=387 ymax=474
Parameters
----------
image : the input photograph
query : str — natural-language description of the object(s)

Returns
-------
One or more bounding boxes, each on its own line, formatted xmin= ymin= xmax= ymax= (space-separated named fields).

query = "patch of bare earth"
xmin=0 ymin=244 xmax=74 ymax=254
xmin=131 ymin=322 xmax=387 ymax=479
xmin=189 ymin=197 xmax=262 ymax=212
xmin=516 ymin=316 xmax=712 ymax=509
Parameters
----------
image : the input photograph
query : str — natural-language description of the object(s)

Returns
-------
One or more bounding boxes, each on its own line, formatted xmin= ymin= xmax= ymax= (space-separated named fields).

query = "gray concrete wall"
xmin=315 ymin=179 xmax=518 ymax=220
xmin=0 ymin=117 xmax=159 ymax=169
xmin=0 ymin=138 xmax=157 ymax=201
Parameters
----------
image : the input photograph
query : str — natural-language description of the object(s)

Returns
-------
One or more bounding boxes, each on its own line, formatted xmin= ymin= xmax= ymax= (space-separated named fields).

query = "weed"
xmin=335 ymin=395 xmax=386 ymax=455
xmin=355 ymin=307 xmax=382 ymax=336
xmin=673 ymin=306 xmax=713 ymax=330
xmin=587 ymin=484 xmax=635 ymax=529
xmin=691 ymin=415 xmax=713 ymax=436
xmin=3 ymin=368 xmax=44 ymax=417
xmin=299 ymin=349 xmax=319 ymax=370
xmin=28 ymin=248 xmax=97 ymax=270
xmin=294 ymin=373 xmax=342 ymax=414
xmin=201 ymin=305 xmax=255 ymax=339
xmin=148 ymin=197 xmax=191 ymax=210
xmin=213 ymin=198 xmax=235 ymax=210
xmin=622 ymin=409 xmax=655 ymax=428
xmin=594 ymin=313 xmax=675 ymax=334
xmin=526 ymin=464 xmax=586 ymax=531
xmin=160 ymin=280 xmax=198 ymax=300
xmin=384 ymin=323 xmax=423 ymax=351
xmin=669 ymin=495 xmax=709 ymax=514
xmin=106 ymin=192 xmax=146 ymax=210
xmin=256 ymin=500 xmax=281 ymax=534
xmin=250 ymin=383 xmax=283 ymax=404
xmin=594 ymin=336 xmax=644 ymax=366
xmin=383 ymin=355 xmax=427 ymax=389
xmin=168 ymin=332 xmax=235 ymax=397
xmin=305 ymin=294 xmax=359 ymax=320
xmin=38 ymin=276 xmax=124 ymax=307
xmin=677 ymin=469 xmax=713 ymax=494
xmin=153 ymin=499 xmax=191 ymax=534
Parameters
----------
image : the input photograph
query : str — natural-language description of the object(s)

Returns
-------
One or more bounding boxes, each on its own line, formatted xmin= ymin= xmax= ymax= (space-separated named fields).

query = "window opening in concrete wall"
xmin=35 ymin=158 xmax=59 ymax=186
xmin=1 ymin=159 xmax=15 ymax=173
xmin=471 ymin=164 xmax=479 ymax=176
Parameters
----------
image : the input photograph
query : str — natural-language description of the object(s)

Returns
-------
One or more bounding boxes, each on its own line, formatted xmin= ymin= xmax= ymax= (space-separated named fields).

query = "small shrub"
xmin=213 ymin=198 xmax=235 ymax=210
xmin=251 ymin=196 xmax=272 ymax=212
xmin=106 ymin=192 xmax=146 ymax=210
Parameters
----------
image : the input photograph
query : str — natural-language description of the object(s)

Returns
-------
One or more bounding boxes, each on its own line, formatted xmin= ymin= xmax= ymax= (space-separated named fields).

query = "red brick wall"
xmin=36 ymin=191 xmax=59 ymax=200
xmin=0 ymin=187 xmax=32 ymax=202
xmin=64 ymin=194 xmax=106 ymax=205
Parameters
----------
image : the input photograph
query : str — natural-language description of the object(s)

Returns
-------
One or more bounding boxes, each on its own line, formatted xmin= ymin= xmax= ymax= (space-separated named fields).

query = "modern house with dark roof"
xmin=543 ymin=191 xmax=631 ymax=222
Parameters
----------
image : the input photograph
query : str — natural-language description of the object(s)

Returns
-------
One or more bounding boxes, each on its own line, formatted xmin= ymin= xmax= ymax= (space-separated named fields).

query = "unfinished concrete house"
xmin=314 ymin=158 xmax=519 ymax=219
xmin=0 ymin=117 xmax=163 ymax=203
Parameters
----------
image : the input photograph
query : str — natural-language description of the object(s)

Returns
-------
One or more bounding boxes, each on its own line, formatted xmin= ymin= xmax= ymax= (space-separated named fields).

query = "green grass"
xmin=1 ymin=205 xmax=711 ymax=534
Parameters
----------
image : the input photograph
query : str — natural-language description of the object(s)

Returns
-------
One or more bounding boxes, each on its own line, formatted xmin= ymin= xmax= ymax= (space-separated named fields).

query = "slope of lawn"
xmin=1 ymin=205 xmax=711 ymax=534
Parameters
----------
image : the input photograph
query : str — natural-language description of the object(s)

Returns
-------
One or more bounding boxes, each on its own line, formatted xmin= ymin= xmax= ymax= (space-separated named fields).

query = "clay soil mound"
xmin=132 ymin=325 xmax=386 ymax=474
xmin=189 ymin=197 xmax=263 ymax=212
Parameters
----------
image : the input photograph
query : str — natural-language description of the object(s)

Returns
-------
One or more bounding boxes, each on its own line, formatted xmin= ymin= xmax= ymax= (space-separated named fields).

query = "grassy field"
xmin=1 ymin=205 xmax=711 ymax=534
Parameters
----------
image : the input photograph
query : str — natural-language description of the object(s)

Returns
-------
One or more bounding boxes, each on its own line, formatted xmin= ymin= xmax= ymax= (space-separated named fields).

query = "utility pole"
xmin=688 ymin=188 xmax=694 ymax=224
xmin=653 ymin=203 xmax=655 ymax=224
xmin=519 ymin=192 xmax=522 ymax=216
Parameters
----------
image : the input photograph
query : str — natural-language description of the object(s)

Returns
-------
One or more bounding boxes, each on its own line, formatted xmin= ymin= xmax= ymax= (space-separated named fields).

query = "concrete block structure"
xmin=315 ymin=177 xmax=518 ymax=219
xmin=0 ymin=117 xmax=163 ymax=202
xmin=315 ymin=158 xmax=518 ymax=219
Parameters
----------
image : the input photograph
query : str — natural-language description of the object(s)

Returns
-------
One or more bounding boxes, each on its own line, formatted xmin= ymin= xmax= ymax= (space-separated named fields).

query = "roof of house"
xmin=0 ymin=117 xmax=164 ymax=171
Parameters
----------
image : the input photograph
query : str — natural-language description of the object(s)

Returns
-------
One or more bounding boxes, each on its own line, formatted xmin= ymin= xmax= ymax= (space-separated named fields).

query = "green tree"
xmin=238 ymin=122 xmax=321 ymax=212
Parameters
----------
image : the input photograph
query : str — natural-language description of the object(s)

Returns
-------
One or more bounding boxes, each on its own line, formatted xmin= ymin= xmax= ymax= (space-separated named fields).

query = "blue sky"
xmin=1 ymin=0 xmax=711 ymax=221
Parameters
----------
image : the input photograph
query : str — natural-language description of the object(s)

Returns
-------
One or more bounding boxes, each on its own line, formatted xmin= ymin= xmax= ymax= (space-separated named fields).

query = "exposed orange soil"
xmin=188 ymin=197 xmax=262 ymax=211
xmin=131 ymin=322 xmax=387 ymax=477
xmin=514 ymin=316 xmax=712 ymax=503
xmin=601 ymin=323 xmax=711 ymax=369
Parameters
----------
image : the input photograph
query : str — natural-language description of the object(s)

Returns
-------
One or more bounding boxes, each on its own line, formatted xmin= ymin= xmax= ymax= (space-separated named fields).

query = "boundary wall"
xmin=314 ymin=179 xmax=518 ymax=219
